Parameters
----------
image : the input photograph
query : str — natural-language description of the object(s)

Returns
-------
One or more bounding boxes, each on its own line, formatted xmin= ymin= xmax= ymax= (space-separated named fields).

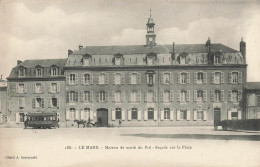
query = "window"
xmin=180 ymin=90 xmax=187 ymax=102
xmin=231 ymin=72 xmax=238 ymax=84
xmin=18 ymin=98 xmax=25 ymax=108
xmin=51 ymin=98 xmax=58 ymax=107
xmin=164 ymin=108 xmax=170 ymax=119
xmin=197 ymin=72 xmax=203 ymax=84
xmin=131 ymin=108 xmax=138 ymax=119
xmin=115 ymin=91 xmax=121 ymax=103
xmin=69 ymin=108 xmax=75 ymax=120
xmin=51 ymin=67 xmax=58 ymax=76
xmin=181 ymin=73 xmax=187 ymax=84
xmin=84 ymin=58 xmax=90 ymax=66
xmin=130 ymin=73 xmax=141 ymax=85
xmin=215 ymin=90 xmax=221 ymax=102
xmin=83 ymin=108 xmax=90 ymax=120
xmin=257 ymin=95 xmax=260 ymax=106
xmin=114 ymin=73 xmax=121 ymax=85
xmin=214 ymin=55 xmax=220 ymax=64
xmin=197 ymin=90 xmax=203 ymax=102
xmin=84 ymin=74 xmax=90 ymax=85
xmin=99 ymin=91 xmax=105 ymax=102
xmin=163 ymin=90 xmax=170 ymax=102
xmin=147 ymin=58 xmax=153 ymax=65
xmin=115 ymin=108 xmax=122 ymax=119
xmin=36 ymin=68 xmax=42 ymax=76
xmin=68 ymin=91 xmax=78 ymax=102
xmin=83 ymin=91 xmax=91 ymax=102
xmin=147 ymin=74 xmax=154 ymax=86
xmin=18 ymin=84 xmax=25 ymax=93
xmin=214 ymin=72 xmax=221 ymax=84
xmin=99 ymin=73 xmax=105 ymax=85
xmin=51 ymin=83 xmax=57 ymax=93
xmin=180 ymin=56 xmax=186 ymax=65
xmin=131 ymin=91 xmax=137 ymax=102
xmin=18 ymin=68 xmax=25 ymax=77
xmin=231 ymin=90 xmax=238 ymax=102
xmin=69 ymin=74 xmax=76 ymax=85
xmin=180 ymin=109 xmax=187 ymax=120
xmin=19 ymin=113 xmax=25 ymax=122
xmin=197 ymin=111 xmax=203 ymax=120
xmin=163 ymin=73 xmax=170 ymax=84
xmin=35 ymin=83 xmax=42 ymax=93
xmin=35 ymin=98 xmax=42 ymax=108
xmin=148 ymin=108 xmax=154 ymax=120
xmin=115 ymin=57 xmax=121 ymax=65
xmin=147 ymin=90 xmax=154 ymax=102
xmin=231 ymin=112 xmax=238 ymax=120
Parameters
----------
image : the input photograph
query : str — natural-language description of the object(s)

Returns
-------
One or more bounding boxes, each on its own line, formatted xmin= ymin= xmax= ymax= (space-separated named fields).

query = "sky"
xmin=0 ymin=0 xmax=260 ymax=81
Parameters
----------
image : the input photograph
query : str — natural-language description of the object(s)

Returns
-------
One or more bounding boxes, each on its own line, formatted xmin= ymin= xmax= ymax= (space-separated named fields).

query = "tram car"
xmin=24 ymin=112 xmax=59 ymax=129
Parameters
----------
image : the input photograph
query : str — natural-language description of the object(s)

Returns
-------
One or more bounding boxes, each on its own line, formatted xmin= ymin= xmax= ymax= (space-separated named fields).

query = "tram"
xmin=24 ymin=112 xmax=59 ymax=129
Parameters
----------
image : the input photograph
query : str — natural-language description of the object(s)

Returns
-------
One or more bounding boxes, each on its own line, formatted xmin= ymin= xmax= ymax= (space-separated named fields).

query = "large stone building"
xmin=7 ymin=14 xmax=248 ymax=127
xmin=0 ymin=79 xmax=7 ymax=124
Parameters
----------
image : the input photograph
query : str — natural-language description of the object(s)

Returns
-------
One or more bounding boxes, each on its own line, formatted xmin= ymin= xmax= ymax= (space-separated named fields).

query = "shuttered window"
xmin=115 ymin=108 xmax=122 ymax=119
xmin=164 ymin=108 xmax=170 ymax=120
xmin=131 ymin=108 xmax=138 ymax=119
xmin=148 ymin=108 xmax=154 ymax=120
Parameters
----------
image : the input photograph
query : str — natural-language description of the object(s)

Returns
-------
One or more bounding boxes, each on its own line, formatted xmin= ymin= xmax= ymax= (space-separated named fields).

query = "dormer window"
xmin=84 ymin=58 xmax=90 ymax=66
xmin=115 ymin=57 xmax=121 ymax=65
xmin=35 ymin=67 xmax=43 ymax=77
xmin=214 ymin=55 xmax=221 ymax=64
xmin=113 ymin=54 xmax=123 ymax=66
xmin=18 ymin=68 xmax=26 ymax=77
xmin=51 ymin=67 xmax=58 ymax=76
xmin=146 ymin=53 xmax=156 ymax=66
xmin=178 ymin=52 xmax=188 ymax=65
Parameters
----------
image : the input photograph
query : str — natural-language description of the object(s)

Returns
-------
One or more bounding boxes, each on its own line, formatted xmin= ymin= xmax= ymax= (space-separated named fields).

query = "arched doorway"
xmin=97 ymin=108 xmax=108 ymax=127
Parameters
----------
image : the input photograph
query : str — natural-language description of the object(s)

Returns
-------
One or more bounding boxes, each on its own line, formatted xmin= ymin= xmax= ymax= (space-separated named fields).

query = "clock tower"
xmin=146 ymin=9 xmax=156 ymax=47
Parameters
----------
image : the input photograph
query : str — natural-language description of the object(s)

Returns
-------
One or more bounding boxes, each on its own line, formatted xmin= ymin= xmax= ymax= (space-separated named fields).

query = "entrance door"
xmin=214 ymin=108 xmax=221 ymax=124
xmin=97 ymin=108 xmax=108 ymax=127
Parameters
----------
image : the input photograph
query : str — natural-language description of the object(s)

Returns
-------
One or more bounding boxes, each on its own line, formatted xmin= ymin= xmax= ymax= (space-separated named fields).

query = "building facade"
xmin=6 ymin=14 xmax=249 ymax=127
xmin=245 ymin=82 xmax=260 ymax=119
xmin=0 ymin=80 xmax=7 ymax=124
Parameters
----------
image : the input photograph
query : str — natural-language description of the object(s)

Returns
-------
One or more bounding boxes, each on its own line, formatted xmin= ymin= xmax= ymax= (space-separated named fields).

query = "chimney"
xmin=17 ymin=60 xmax=22 ymax=66
xmin=79 ymin=45 xmax=83 ymax=50
xmin=68 ymin=50 xmax=73 ymax=57
xmin=240 ymin=37 xmax=246 ymax=63
xmin=206 ymin=37 xmax=211 ymax=53
xmin=172 ymin=42 xmax=175 ymax=53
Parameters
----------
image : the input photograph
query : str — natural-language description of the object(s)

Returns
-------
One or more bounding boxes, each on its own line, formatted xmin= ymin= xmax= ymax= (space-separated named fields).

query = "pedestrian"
xmin=119 ymin=119 xmax=122 ymax=127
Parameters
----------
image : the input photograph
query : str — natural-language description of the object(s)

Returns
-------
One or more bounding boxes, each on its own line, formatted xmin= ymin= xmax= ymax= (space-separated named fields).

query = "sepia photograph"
xmin=0 ymin=0 xmax=260 ymax=167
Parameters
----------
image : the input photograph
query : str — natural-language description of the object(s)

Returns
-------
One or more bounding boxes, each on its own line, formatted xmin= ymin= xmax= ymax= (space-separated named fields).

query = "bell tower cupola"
xmin=146 ymin=8 xmax=156 ymax=47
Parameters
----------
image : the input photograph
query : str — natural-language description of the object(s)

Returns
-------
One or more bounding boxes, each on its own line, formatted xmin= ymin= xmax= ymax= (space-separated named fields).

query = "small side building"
xmin=0 ymin=79 xmax=7 ymax=124
xmin=245 ymin=82 xmax=260 ymax=119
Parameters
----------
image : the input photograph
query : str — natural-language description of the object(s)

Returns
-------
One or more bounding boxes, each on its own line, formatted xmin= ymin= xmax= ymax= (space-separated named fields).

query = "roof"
xmin=147 ymin=17 xmax=155 ymax=25
xmin=16 ymin=59 xmax=67 ymax=68
xmin=246 ymin=82 xmax=260 ymax=90
xmin=27 ymin=112 xmax=57 ymax=116
xmin=73 ymin=44 xmax=239 ymax=55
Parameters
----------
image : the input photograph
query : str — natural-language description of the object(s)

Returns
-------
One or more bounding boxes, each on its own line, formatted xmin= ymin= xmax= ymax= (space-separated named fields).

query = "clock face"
xmin=149 ymin=37 xmax=153 ymax=42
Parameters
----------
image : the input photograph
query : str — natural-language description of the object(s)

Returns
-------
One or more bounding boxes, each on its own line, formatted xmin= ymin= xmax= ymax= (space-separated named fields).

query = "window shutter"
xmin=33 ymin=84 xmax=36 ymax=93
xmin=90 ymin=109 xmax=94 ymax=120
xmin=160 ymin=109 xmax=164 ymax=121
xmin=187 ymin=90 xmax=190 ymax=102
xmin=228 ymin=110 xmax=231 ymax=120
xmin=238 ymin=110 xmax=242 ymax=120
xmin=211 ymin=90 xmax=215 ymax=102
xmin=41 ymin=83 xmax=44 ymax=93
xmin=75 ymin=74 xmax=78 ymax=85
xmin=81 ymin=91 xmax=84 ymax=102
xmin=170 ymin=108 xmax=174 ymax=121
xmin=187 ymin=73 xmax=190 ymax=83
xmin=75 ymin=109 xmax=79 ymax=120
xmin=144 ymin=91 xmax=148 ymax=102
xmin=203 ymin=72 xmax=207 ymax=84
xmin=86 ymin=110 xmax=90 ymax=120
xmin=161 ymin=73 xmax=164 ymax=84
xmin=81 ymin=73 xmax=84 ymax=85
xmin=66 ymin=73 xmax=69 ymax=85
xmin=194 ymin=110 xmax=197 ymax=121
xmin=170 ymin=90 xmax=174 ymax=102
xmin=121 ymin=109 xmax=125 ymax=121
xmin=203 ymin=110 xmax=207 ymax=121
xmin=211 ymin=72 xmax=215 ymax=84
xmin=121 ymin=73 xmax=125 ymax=85
xmin=112 ymin=73 xmax=115 ymax=85
xmin=203 ymin=90 xmax=207 ymax=102
xmin=48 ymin=83 xmax=52 ymax=93
xmin=238 ymin=90 xmax=242 ymax=101
xmin=105 ymin=91 xmax=109 ymax=102
xmin=57 ymin=98 xmax=59 ymax=108
xmin=177 ymin=90 xmax=181 ymax=102
xmin=221 ymin=72 xmax=224 ymax=84
xmin=176 ymin=109 xmax=180 ymax=121
xmin=22 ymin=98 xmax=25 ymax=108
xmin=105 ymin=73 xmax=109 ymax=84
xmin=144 ymin=110 xmax=148 ymax=121
xmin=161 ymin=90 xmax=164 ymax=102
xmin=16 ymin=83 xmax=18 ymax=93
xmin=112 ymin=109 xmax=115 ymax=121
xmin=228 ymin=90 xmax=232 ymax=101
xmin=194 ymin=90 xmax=197 ymax=102
xmin=112 ymin=91 xmax=115 ymax=102
xmin=128 ymin=91 xmax=131 ymax=102
xmin=80 ymin=108 xmax=85 ymax=120
xmin=129 ymin=74 xmax=132 ymax=85
xmin=121 ymin=91 xmax=125 ymax=102
xmin=90 ymin=91 xmax=93 ymax=102
xmin=90 ymin=73 xmax=93 ymax=85
xmin=154 ymin=109 xmax=157 ymax=121
xmin=97 ymin=73 xmax=100 ymax=85
xmin=178 ymin=73 xmax=180 ymax=84
xmin=96 ymin=92 xmax=100 ymax=102
xmin=75 ymin=92 xmax=79 ymax=102
xmin=66 ymin=92 xmax=69 ymax=103
xmin=194 ymin=72 xmax=197 ymax=84
xmin=48 ymin=98 xmax=52 ymax=108
xmin=187 ymin=110 xmax=190 ymax=121
xmin=66 ymin=109 xmax=70 ymax=120
xmin=137 ymin=108 xmax=141 ymax=121
xmin=24 ymin=84 xmax=27 ymax=93
xmin=238 ymin=72 xmax=242 ymax=84
xmin=16 ymin=113 xmax=20 ymax=123
xmin=41 ymin=98 xmax=45 ymax=108
xmin=221 ymin=90 xmax=224 ymax=101
xmin=137 ymin=90 xmax=141 ymax=102
xmin=128 ymin=109 xmax=131 ymax=121
xmin=153 ymin=90 xmax=157 ymax=102
xmin=57 ymin=83 xmax=60 ymax=92
xmin=170 ymin=72 xmax=174 ymax=84
xmin=228 ymin=72 xmax=232 ymax=83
